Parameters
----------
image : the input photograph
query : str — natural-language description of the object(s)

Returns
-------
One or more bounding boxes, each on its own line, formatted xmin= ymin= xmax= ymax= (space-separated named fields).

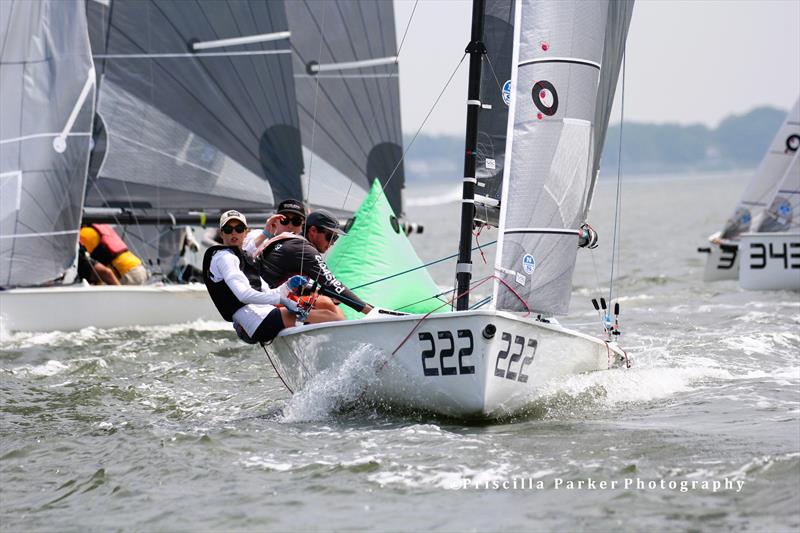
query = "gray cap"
xmin=306 ymin=210 xmax=343 ymax=234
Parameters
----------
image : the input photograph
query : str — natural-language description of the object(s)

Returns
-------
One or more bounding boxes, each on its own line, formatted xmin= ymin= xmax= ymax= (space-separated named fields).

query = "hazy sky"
xmin=393 ymin=0 xmax=800 ymax=136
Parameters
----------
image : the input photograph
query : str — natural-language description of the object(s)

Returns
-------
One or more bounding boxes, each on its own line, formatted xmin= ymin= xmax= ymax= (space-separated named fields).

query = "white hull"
xmin=700 ymin=233 xmax=740 ymax=282
xmin=0 ymin=282 xmax=218 ymax=332
xmin=267 ymin=310 xmax=627 ymax=419
xmin=739 ymin=232 xmax=800 ymax=290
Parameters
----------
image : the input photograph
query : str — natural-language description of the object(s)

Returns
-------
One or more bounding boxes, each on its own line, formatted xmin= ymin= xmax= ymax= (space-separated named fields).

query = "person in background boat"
xmin=76 ymin=244 xmax=120 ymax=285
xmin=243 ymin=198 xmax=306 ymax=256
xmin=257 ymin=209 xmax=373 ymax=317
xmin=79 ymin=224 xmax=149 ymax=285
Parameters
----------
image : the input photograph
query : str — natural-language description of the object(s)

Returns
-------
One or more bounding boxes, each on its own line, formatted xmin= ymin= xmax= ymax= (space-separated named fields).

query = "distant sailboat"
xmin=700 ymin=97 xmax=800 ymax=289
xmin=1 ymin=0 xmax=306 ymax=332
xmin=267 ymin=0 xmax=634 ymax=419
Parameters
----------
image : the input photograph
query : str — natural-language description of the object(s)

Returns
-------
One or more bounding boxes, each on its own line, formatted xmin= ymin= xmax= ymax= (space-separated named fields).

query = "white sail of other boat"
xmin=0 ymin=0 xmax=95 ymax=288
xmin=701 ymin=96 xmax=800 ymax=284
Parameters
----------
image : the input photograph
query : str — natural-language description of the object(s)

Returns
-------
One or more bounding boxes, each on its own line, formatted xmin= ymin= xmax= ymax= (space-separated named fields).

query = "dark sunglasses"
xmin=316 ymin=227 xmax=338 ymax=243
xmin=279 ymin=215 xmax=304 ymax=227
xmin=222 ymin=223 xmax=246 ymax=234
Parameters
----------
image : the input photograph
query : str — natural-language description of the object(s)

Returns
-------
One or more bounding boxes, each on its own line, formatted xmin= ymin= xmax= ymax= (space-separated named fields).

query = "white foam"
xmin=11 ymin=360 xmax=69 ymax=377
xmin=0 ymin=319 xmax=230 ymax=350
xmin=280 ymin=344 xmax=382 ymax=422
xmin=538 ymin=364 xmax=732 ymax=407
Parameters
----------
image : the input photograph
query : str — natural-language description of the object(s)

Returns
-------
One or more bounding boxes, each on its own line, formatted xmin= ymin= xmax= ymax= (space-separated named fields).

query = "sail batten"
xmin=84 ymin=0 xmax=305 ymax=217
xmin=285 ymin=0 xmax=405 ymax=215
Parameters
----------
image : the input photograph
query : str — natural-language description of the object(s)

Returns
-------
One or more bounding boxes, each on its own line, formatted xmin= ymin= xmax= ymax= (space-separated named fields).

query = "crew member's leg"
xmin=251 ymin=307 xmax=293 ymax=343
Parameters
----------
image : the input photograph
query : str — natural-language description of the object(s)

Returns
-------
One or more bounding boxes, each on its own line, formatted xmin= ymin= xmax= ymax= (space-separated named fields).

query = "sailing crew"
xmin=257 ymin=210 xmax=374 ymax=317
xmin=202 ymin=210 xmax=337 ymax=344
xmin=76 ymin=244 xmax=121 ymax=285
xmin=243 ymin=198 xmax=306 ymax=256
xmin=79 ymin=224 xmax=149 ymax=285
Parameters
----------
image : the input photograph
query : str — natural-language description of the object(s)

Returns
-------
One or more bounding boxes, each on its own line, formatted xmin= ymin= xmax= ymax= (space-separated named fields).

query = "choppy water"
xmin=2 ymin=173 xmax=799 ymax=531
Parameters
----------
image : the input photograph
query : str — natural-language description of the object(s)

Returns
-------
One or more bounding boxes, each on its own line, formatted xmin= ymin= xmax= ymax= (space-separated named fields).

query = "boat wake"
xmin=280 ymin=344 xmax=385 ymax=422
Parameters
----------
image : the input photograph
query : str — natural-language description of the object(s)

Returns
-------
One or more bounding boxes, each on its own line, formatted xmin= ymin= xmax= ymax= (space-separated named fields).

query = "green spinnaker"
xmin=326 ymin=180 xmax=444 ymax=320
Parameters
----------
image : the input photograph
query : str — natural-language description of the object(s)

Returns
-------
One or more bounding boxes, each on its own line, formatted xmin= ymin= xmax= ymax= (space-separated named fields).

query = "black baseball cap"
xmin=277 ymin=199 xmax=306 ymax=218
xmin=306 ymin=210 xmax=344 ymax=235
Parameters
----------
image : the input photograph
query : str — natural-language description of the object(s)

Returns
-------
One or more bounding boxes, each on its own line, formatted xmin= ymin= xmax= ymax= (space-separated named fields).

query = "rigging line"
xmin=358 ymin=53 xmax=468 ymax=218
xmin=470 ymin=295 xmax=493 ymax=310
xmin=484 ymin=54 xmax=504 ymax=92
xmin=349 ymin=239 xmax=497 ymax=291
xmin=301 ymin=0 xmax=328 ymax=279
xmin=394 ymin=288 xmax=457 ymax=312
xmin=608 ymin=51 xmax=626 ymax=307
xmin=395 ymin=0 xmax=419 ymax=60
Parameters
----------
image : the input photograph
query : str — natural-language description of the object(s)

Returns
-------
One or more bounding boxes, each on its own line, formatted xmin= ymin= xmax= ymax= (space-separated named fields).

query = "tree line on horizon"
xmin=403 ymin=106 xmax=787 ymax=181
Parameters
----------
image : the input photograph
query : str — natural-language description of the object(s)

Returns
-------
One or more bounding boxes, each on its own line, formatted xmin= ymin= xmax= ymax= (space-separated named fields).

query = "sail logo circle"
xmin=502 ymin=80 xmax=512 ymax=106
xmin=531 ymin=80 xmax=558 ymax=117
xmin=522 ymin=254 xmax=536 ymax=274
xmin=787 ymin=134 xmax=800 ymax=153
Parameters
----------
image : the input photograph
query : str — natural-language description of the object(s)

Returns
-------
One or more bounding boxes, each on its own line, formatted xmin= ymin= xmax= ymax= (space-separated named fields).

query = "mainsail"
xmin=0 ymin=0 xmax=95 ymax=287
xmin=492 ymin=0 xmax=633 ymax=315
xmin=284 ymin=0 xmax=405 ymax=216
xmin=83 ymin=0 xmax=303 ymax=216
xmin=720 ymin=97 xmax=800 ymax=240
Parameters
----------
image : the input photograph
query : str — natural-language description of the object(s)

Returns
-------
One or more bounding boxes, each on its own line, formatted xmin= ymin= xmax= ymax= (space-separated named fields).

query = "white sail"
xmin=721 ymin=97 xmax=800 ymax=240
xmin=492 ymin=0 xmax=633 ymax=315
xmin=756 ymin=151 xmax=800 ymax=233
xmin=0 ymin=0 xmax=95 ymax=287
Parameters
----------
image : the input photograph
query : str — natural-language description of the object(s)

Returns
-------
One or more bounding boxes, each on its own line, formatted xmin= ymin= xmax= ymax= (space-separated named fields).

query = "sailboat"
xmin=739 ymin=150 xmax=800 ymax=290
xmin=700 ymin=97 xmax=800 ymax=288
xmin=266 ymin=0 xmax=634 ymax=419
xmin=0 ymin=0 xmax=342 ymax=332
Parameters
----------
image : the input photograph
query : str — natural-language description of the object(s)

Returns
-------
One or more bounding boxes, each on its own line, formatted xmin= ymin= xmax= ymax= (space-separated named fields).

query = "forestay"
xmin=721 ymin=97 xmax=800 ymax=239
xmin=0 ymin=0 xmax=95 ymax=287
xmin=83 ymin=0 xmax=303 ymax=216
xmin=284 ymin=0 xmax=405 ymax=216
xmin=492 ymin=0 xmax=633 ymax=315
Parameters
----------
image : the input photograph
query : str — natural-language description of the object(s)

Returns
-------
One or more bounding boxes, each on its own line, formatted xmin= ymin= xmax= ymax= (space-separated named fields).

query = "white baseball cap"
xmin=219 ymin=210 xmax=248 ymax=228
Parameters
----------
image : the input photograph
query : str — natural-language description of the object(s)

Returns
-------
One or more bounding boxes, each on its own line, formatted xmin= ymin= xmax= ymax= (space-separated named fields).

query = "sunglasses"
xmin=279 ymin=215 xmax=304 ymax=227
xmin=222 ymin=223 xmax=246 ymax=234
xmin=316 ymin=227 xmax=338 ymax=244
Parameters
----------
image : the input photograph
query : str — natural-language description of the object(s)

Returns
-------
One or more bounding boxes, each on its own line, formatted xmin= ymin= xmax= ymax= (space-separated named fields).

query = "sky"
xmin=393 ymin=0 xmax=800 ymax=137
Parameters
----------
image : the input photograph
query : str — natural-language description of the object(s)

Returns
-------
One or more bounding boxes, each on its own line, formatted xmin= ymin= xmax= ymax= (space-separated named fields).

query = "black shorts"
xmin=251 ymin=308 xmax=286 ymax=343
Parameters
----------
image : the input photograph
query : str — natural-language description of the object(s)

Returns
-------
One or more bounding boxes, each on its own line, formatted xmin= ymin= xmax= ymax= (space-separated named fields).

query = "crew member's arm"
xmin=94 ymin=262 xmax=121 ymax=285
xmin=297 ymin=244 xmax=372 ymax=314
xmin=212 ymin=251 xmax=283 ymax=306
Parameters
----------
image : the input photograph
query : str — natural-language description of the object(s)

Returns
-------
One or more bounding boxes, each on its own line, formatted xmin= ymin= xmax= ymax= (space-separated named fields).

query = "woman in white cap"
xmin=202 ymin=210 xmax=308 ymax=344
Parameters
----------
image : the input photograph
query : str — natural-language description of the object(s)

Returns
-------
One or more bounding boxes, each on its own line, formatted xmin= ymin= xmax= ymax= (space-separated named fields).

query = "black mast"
xmin=455 ymin=0 xmax=487 ymax=311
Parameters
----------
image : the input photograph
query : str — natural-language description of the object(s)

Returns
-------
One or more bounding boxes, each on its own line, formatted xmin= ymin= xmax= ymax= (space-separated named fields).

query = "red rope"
xmin=377 ymin=274 xmax=530 ymax=374
xmin=472 ymin=225 xmax=489 ymax=264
